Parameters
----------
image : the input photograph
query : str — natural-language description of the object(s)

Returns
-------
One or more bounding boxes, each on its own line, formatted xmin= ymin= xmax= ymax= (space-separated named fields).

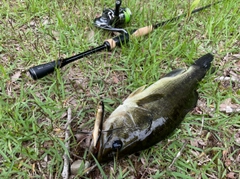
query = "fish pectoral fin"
xmin=127 ymin=85 xmax=147 ymax=99
xmin=163 ymin=68 xmax=185 ymax=78
xmin=137 ymin=93 xmax=164 ymax=106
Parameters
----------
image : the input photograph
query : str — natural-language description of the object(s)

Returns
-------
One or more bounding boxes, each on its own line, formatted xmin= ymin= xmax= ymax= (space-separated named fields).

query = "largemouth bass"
xmin=89 ymin=53 xmax=213 ymax=163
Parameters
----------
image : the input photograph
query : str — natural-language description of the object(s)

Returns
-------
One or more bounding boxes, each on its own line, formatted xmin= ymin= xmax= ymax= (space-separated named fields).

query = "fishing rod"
xmin=28 ymin=0 xmax=221 ymax=80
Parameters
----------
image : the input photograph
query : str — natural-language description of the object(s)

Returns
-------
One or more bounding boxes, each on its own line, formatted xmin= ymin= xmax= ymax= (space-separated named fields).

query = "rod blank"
xmin=28 ymin=44 xmax=108 ymax=80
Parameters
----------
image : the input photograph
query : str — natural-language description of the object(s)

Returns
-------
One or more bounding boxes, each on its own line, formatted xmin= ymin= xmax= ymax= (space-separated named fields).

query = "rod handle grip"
xmin=28 ymin=60 xmax=61 ymax=80
xmin=131 ymin=25 xmax=153 ymax=37
xmin=105 ymin=32 xmax=130 ymax=50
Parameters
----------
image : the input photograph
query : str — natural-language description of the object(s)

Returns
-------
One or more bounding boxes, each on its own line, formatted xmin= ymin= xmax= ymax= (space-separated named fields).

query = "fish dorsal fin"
xmin=127 ymin=85 xmax=146 ymax=98
xmin=137 ymin=93 xmax=164 ymax=106
xmin=163 ymin=68 xmax=185 ymax=78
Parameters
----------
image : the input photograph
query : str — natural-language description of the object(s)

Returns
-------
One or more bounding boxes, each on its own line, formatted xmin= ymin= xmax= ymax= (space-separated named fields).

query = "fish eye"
xmin=112 ymin=140 xmax=122 ymax=151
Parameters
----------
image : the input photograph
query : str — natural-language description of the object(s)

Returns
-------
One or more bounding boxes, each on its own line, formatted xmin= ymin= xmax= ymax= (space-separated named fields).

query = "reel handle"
xmin=114 ymin=0 xmax=121 ymax=17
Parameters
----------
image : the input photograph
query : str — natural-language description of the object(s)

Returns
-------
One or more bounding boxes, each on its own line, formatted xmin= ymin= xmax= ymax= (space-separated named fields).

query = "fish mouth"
xmin=88 ymin=136 xmax=111 ymax=163
xmin=89 ymin=123 xmax=124 ymax=162
xmin=88 ymin=137 xmax=101 ymax=161
xmin=89 ymin=132 xmax=113 ymax=163
xmin=96 ymin=140 xmax=103 ymax=161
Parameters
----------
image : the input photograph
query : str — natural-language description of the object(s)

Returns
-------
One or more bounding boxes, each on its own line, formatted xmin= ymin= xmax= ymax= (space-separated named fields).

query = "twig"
xmin=83 ymin=164 xmax=97 ymax=175
xmin=36 ymin=162 xmax=47 ymax=179
xmin=198 ymin=116 xmax=204 ymax=135
xmin=168 ymin=141 xmax=187 ymax=169
xmin=62 ymin=107 xmax=72 ymax=179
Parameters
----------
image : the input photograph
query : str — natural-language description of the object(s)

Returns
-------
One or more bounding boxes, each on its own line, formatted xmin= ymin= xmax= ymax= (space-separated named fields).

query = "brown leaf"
xmin=87 ymin=30 xmax=95 ymax=44
xmin=190 ymin=150 xmax=200 ymax=157
xmin=224 ymin=158 xmax=232 ymax=167
xmin=192 ymin=106 xmax=203 ymax=114
xmin=222 ymin=150 xmax=228 ymax=160
xmin=112 ymin=75 xmax=119 ymax=84
xmin=219 ymin=98 xmax=240 ymax=114
xmin=198 ymin=139 xmax=206 ymax=146
xmin=29 ymin=20 xmax=36 ymax=27
xmin=234 ymin=130 xmax=240 ymax=144
xmin=236 ymin=60 xmax=240 ymax=67
xmin=52 ymin=30 xmax=60 ymax=40
xmin=74 ymin=133 xmax=91 ymax=148
xmin=190 ymin=138 xmax=206 ymax=148
xmin=190 ymin=138 xmax=199 ymax=147
xmin=233 ymin=53 xmax=240 ymax=59
xmin=11 ymin=71 xmax=21 ymax=82
xmin=236 ymin=153 xmax=240 ymax=163
xmin=226 ymin=172 xmax=237 ymax=179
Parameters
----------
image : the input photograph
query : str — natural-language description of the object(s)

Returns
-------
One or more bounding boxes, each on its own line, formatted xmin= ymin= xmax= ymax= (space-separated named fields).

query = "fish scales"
xmin=89 ymin=53 xmax=213 ymax=163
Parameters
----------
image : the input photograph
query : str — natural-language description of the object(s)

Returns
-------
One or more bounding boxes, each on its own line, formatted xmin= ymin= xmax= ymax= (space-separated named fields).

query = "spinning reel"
xmin=94 ymin=0 xmax=131 ymax=33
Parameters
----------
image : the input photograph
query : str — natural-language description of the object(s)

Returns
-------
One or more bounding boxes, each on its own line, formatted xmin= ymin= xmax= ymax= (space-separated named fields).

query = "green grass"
xmin=0 ymin=0 xmax=239 ymax=178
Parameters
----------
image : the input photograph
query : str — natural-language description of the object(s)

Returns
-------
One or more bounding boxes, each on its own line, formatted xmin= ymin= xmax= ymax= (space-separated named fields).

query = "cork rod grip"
xmin=131 ymin=25 xmax=153 ymax=37
xmin=105 ymin=39 xmax=117 ymax=50
xmin=104 ymin=25 xmax=153 ymax=51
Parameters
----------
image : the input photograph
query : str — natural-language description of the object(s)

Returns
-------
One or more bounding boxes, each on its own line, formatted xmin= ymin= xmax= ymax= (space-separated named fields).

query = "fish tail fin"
xmin=189 ymin=53 xmax=214 ymax=82
xmin=193 ymin=53 xmax=214 ymax=70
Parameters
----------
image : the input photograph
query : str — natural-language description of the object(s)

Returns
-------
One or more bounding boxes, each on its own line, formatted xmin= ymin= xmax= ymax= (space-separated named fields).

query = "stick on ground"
xmin=62 ymin=108 xmax=72 ymax=179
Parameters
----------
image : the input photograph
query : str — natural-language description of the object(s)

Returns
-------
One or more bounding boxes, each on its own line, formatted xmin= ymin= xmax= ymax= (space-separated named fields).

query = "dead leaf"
xmin=190 ymin=138 xmax=206 ymax=148
xmin=74 ymin=133 xmax=91 ymax=148
xmin=140 ymin=158 xmax=146 ymax=165
xmin=42 ymin=16 xmax=51 ymax=26
xmin=224 ymin=158 xmax=232 ymax=167
xmin=87 ymin=30 xmax=95 ymax=44
xmin=234 ymin=130 xmax=240 ymax=144
xmin=190 ymin=150 xmax=200 ymax=157
xmin=53 ymin=128 xmax=62 ymax=132
xmin=226 ymin=172 xmax=238 ymax=179
xmin=190 ymin=138 xmax=199 ymax=147
xmin=192 ymin=106 xmax=203 ymax=114
xmin=236 ymin=153 xmax=240 ymax=163
xmin=52 ymin=30 xmax=60 ymax=40
xmin=222 ymin=150 xmax=228 ymax=160
xmin=233 ymin=53 xmax=240 ymax=59
xmin=219 ymin=98 xmax=240 ymax=114
xmin=236 ymin=60 xmax=240 ymax=67
xmin=11 ymin=71 xmax=21 ymax=82
xmin=216 ymin=76 xmax=240 ymax=83
xmin=112 ymin=75 xmax=119 ymax=84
